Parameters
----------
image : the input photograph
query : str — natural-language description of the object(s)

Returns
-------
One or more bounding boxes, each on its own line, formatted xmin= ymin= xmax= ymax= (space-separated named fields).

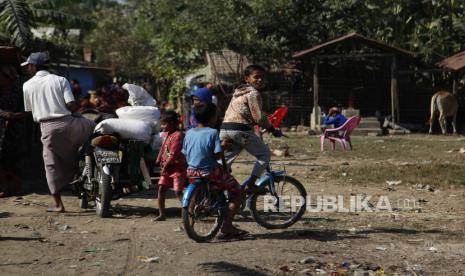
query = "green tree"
xmin=0 ymin=0 xmax=94 ymax=50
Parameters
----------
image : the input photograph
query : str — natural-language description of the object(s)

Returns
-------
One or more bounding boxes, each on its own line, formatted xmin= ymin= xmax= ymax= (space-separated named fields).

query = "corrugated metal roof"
xmin=293 ymin=33 xmax=416 ymax=59
xmin=437 ymin=50 xmax=465 ymax=71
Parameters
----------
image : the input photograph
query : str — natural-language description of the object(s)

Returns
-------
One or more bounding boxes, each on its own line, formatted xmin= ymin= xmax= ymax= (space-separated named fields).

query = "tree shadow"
xmin=0 ymin=212 xmax=11 ymax=218
xmin=0 ymin=261 xmax=35 ymax=266
xmin=109 ymin=204 xmax=179 ymax=218
xmin=198 ymin=261 xmax=268 ymax=276
xmin=115 ymin=188 xmax=158 ymax=200
xmin=357 ymin=227 xmax=445 ymax=235
xmin=252 ymin=226 xmax=453 ymax=242
xmin=0 ymin=236 xmax=41 ymax=242
xmin=252 ymin=229 xmax=366 ymax=242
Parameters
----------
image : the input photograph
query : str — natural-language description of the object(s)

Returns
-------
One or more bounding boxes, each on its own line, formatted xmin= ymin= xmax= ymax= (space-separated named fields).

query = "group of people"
xmin=19 ymin=51 xmax=282 ymax=239
xmin=154 ymin=65 xmax=282 ymax=238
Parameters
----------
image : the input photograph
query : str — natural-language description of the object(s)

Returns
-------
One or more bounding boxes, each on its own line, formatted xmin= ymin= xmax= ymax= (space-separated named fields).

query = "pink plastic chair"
xmin=320 ymin=116 xmax=361 ymax=151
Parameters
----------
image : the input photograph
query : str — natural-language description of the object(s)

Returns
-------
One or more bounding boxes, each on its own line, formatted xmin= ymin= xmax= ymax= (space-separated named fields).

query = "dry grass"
xmin=261 ymin=134 xmax=465 ymax=188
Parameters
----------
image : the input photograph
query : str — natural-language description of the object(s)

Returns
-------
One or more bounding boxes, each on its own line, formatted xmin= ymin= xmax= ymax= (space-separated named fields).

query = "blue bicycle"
xmin=181 ymin=164 xmax=307 ymax=242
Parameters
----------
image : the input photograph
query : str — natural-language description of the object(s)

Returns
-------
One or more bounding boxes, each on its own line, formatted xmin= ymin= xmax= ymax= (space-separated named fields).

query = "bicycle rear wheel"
xmin=182 ymin=183 xmax=225 ymax=242
xmin=251 ymin=175 xmax=306 ymax=229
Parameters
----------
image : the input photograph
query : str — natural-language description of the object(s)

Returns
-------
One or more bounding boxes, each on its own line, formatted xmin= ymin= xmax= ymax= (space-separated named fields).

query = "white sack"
xmin=94 ymin=118 xmax=152 ymax=143
xmin=116 ymin=106 xmax=160 ymax=132
xmin=122 ymin=83 xmax=157 ymax=106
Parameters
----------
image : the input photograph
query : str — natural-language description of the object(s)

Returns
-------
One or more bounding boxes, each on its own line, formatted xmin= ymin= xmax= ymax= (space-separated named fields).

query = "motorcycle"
xmin=72 ymin=109 xmax=159 ymax=218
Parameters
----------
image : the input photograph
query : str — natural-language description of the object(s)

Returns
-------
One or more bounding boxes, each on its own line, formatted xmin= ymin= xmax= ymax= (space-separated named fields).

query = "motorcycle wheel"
xmin=95 ymin=165 xmax=112 ymax=218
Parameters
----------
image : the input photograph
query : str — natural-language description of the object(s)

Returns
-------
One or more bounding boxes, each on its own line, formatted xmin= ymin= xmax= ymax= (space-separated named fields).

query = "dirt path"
xmin=2 ymin=135 xmax=465 ymax=275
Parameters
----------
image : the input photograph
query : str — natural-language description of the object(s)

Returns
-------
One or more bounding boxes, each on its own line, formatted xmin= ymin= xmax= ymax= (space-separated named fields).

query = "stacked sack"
xmin=94 ymin=118 xmax=152 ymax=144
xmin=116 ymin=106 xmax=160 ymax=133
xmin=122 ymin=83 xmax=157 ymax=107
xmin=94 ymin=106 xmax=162 ymax=148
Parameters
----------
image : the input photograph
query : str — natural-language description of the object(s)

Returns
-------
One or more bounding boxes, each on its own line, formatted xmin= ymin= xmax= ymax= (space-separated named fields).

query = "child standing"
xmin=182 ymin=102 xmax=247 ymax=239
xmin=155 ymin=110 xmax=186 ymax=221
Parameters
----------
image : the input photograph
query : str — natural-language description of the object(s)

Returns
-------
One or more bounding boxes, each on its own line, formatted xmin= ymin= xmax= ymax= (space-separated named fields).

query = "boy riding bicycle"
xmin=220 ymin=65 xmax=282 ymax=194
xmin=182 ymin=102 xmax=247 ymax=239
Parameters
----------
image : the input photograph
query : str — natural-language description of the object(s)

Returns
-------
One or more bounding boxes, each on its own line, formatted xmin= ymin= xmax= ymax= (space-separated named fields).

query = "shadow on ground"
xmin=198 ymin=261 xmax=268 ymax=276
xmin=110 ymin=204 xmax=175 ymax=218
xmin=0 ymin=212 xmax=11 ymax=218
xmin=0 ymin=236 xmax=42 ymax=242
xmin=252 ymin=226 xmax=452 ymax=242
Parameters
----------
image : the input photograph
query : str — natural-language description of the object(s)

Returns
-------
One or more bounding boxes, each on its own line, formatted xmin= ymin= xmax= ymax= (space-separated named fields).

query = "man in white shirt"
xmin=22 ymin=52 xmax=95 ymax=212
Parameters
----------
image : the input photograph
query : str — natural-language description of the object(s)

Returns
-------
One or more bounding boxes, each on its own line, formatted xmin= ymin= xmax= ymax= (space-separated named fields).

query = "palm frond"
xmin=0 ymin=0 xmax=34 ymax=49
xmin=32 ymin=8 xmax=93 ymax=29
xmin=0 ymin=26 xmax=10 ymax=43
xmin=30 ymin=0 xmax=85 ymax=10
xmin=452 ymin=17 xmax=465 ymax=33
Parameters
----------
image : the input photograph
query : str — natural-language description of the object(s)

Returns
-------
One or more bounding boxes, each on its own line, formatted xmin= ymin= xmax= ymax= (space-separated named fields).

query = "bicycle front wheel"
xmin=182 ymin=183 xmax=225 ymax=242
xmin=251 ymin=175 xmax=307 ymax=229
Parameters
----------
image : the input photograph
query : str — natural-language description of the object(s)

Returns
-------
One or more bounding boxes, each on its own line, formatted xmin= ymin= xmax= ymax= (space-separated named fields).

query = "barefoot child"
xmin=182 ymin=102 xmax=247 ymax=239
xmin=155 ymin=111 xmax=186 ymax=221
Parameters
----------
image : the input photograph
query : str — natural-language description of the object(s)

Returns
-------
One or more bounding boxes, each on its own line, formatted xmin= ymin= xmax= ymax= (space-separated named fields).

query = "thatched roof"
xmin=207 ymin=50 xmax=249 ymax=84
xmin=437 ymin=50 xmax=465 ymax=71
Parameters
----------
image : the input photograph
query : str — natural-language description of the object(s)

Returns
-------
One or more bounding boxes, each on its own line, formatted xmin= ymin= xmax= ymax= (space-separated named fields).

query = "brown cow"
xmin=429 ymin=91 xmax=458 ymax=135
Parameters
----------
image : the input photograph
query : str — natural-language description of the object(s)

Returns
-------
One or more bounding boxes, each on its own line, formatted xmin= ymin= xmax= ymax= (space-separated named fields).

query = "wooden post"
xmin=390 ymin=56 xmax=398 ymax=125
xmin=312 ymin=58 xmax=319 ymax=130
xmin=452 ymin=71 xmax=458 ymax=95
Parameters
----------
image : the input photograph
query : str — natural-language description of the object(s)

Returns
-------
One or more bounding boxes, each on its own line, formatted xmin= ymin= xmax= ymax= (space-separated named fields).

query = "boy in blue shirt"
xmin=182 ymin=102 xmax=247 ymax=239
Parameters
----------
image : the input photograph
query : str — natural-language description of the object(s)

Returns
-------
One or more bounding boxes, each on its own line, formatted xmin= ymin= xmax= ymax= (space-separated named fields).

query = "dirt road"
xmin=2 ymin=135 xmax=465 ymax=275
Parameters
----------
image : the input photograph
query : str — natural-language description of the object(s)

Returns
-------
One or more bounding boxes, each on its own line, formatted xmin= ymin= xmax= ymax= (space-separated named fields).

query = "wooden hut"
xmin=293 ymin=33 xmax=417 ymax=131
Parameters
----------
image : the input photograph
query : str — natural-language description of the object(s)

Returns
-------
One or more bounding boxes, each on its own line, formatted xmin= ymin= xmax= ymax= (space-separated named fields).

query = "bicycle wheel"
xmin=182 ymin=183 xmax=225 ymax=242
xmin=251 ymin=175 xmax=306 ymax=229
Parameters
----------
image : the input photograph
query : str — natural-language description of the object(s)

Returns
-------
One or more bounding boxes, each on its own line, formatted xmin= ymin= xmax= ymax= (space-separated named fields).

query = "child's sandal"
xmin=217 ymin=230 xmax=249 ymax=240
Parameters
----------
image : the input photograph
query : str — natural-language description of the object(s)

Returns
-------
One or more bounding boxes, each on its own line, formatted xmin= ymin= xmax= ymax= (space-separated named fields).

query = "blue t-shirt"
xmin=323 ymin=114 xmax=347 ymax=128
xmin=182 ymin=127 xmax=222 ymax=172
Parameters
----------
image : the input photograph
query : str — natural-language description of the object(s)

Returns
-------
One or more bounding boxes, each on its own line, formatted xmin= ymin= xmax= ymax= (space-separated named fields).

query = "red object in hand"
xmin=255 ymin=105 xmax=289 ymax=135
xmin=268 ymin=106 xmax=288 ymax=128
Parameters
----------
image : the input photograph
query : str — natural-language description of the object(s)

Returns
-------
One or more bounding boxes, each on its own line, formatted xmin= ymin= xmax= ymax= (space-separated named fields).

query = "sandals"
xmin=217 ymin=229 xmax=250 ymax=240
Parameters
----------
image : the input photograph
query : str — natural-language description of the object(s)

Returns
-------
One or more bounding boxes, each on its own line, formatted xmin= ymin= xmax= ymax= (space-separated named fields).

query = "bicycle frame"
xmin=182 ymin=179 xmax=202 ymax=208
xmin=182 ymin=178 xmax=227 ymax=209
xmin=241 ymin=165 xmax=287 ymax=207
xmin=182 ymin=165 xmax=287 ymax=209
